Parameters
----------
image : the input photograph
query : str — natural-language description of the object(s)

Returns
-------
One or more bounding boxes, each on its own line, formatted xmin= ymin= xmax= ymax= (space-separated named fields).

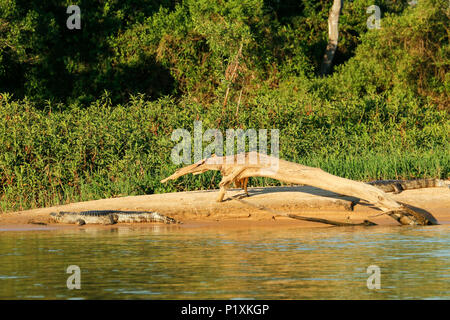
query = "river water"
xmin=0 ymin=224 xmax=449 ymax=299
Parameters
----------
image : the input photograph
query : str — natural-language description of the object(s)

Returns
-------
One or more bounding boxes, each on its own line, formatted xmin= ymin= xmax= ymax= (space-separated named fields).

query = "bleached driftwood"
xmin=161 ymin=152 xmax=435 ymax=226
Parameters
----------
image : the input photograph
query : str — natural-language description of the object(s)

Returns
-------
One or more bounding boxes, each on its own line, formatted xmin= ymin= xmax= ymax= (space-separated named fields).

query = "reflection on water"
xmin=0 ymin=224 xmax=449 ymax=299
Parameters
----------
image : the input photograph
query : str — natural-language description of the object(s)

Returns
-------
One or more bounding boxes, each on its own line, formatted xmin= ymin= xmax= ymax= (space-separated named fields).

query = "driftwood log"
xmin=161 ymin=152 xmax=437 ymax=226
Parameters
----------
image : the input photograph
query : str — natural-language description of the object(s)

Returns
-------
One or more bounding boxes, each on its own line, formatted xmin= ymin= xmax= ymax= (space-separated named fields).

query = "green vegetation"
xmin=0 ymin=0 xmax=448 ymax=212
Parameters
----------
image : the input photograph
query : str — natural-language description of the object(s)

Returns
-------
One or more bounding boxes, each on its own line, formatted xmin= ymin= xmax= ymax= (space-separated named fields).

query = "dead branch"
xmin=161 ymin=152 xmax=437 ymax=226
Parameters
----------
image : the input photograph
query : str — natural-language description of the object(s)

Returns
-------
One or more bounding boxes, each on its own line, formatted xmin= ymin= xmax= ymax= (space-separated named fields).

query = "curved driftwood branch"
xmin=161 ymin=152 xmax=436 ymax=226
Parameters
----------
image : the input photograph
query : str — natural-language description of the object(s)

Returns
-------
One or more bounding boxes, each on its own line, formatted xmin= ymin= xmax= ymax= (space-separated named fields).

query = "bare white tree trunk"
xmin=321 ymin=0 xmax=343 ymax=76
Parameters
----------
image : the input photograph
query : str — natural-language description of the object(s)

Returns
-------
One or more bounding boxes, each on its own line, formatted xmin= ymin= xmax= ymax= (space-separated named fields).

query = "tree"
xmin=320 ymin=0 xmax=343 ymax=76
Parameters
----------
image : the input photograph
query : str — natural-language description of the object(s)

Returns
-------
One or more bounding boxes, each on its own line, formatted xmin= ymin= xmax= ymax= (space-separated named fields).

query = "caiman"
xmin=50 ymin=210 xmax=180 ymax=225
xmin=367 ymin=179 xmax=448 ymax=194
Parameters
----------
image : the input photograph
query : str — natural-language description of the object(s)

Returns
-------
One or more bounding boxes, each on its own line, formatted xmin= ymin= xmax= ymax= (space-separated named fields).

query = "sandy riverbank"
xmin=0 ymin=185 xmax=449 ymax=231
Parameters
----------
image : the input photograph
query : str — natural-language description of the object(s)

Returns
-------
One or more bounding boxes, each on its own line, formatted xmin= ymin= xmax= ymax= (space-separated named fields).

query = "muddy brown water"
xmin=0 ymin=224 xmax=449 ymax=299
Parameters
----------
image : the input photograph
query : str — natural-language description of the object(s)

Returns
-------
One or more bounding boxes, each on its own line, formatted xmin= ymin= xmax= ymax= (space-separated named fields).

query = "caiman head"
xmin=387 ymin=206 xmax=437 ymax=226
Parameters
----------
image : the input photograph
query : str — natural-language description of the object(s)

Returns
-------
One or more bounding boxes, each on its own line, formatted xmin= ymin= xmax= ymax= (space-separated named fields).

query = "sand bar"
xmin=0 ymin=185 xmax=449 ymax=231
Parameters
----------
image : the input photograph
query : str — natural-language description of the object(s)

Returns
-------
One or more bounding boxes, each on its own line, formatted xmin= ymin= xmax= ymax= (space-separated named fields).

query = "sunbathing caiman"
xmin=50 ymin=210 xmax=180 ymax=225
xmin=367 ymin=179 xmax=448 ymax=194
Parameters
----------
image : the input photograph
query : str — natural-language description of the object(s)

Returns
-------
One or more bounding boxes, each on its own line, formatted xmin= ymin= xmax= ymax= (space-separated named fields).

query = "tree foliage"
xmin=2 ymin=0 xmax=445 ymax=105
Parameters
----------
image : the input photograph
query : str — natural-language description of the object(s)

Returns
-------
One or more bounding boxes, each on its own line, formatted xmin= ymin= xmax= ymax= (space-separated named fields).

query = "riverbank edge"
xmin=0 ymin=185 xmax=449 ymax=231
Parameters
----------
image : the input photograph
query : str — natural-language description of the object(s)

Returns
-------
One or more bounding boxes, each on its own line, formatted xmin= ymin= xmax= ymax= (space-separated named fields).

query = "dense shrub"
xmin=0 ymin=89 xmax=448 ymax=212
xmin=331 ymin=0 xmax=449 ymax=109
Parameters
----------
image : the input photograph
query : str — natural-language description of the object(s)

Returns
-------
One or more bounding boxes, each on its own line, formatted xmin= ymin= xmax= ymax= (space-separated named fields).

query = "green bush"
xmin=0 ymin=89 xmax=448 ymax=212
